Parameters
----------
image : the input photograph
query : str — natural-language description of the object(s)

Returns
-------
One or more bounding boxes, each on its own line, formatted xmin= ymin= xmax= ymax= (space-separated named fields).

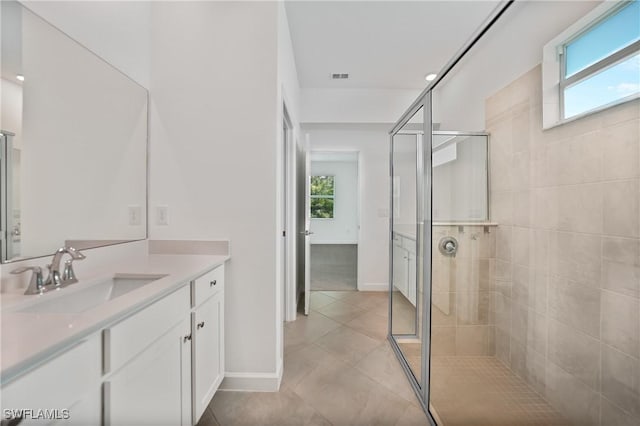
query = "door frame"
xmin=307 ymin=149 xmax=362 ymax=290
xmin=282 ymin=104 xmax=298 ymax=323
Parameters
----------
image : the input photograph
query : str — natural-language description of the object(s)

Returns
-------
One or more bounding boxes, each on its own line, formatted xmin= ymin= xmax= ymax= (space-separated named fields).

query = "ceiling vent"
xmin=331 ymin=73 xmax=349 ymax=79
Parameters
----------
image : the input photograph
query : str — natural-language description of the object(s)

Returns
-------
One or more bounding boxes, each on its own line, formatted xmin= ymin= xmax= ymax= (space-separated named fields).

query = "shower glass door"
xmin=389 ymin=98 xmax=433 ymax=417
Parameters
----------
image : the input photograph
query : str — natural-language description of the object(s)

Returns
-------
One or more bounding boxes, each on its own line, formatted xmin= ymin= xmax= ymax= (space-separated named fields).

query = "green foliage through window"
xmin=310 ymin=176 xmax=335 ymax=218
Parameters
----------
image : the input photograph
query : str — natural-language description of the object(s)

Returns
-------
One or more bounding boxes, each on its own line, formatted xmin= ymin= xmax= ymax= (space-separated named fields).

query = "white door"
xmin=303 ymin=136 xmax=312 ymax=315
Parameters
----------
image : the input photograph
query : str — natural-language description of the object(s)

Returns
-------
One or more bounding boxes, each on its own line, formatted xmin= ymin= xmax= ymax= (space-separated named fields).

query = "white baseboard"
xmin=358 ymin=282 xmax=388 ymax=292
xmin=219 ymin=360 xmax=283 ymax=392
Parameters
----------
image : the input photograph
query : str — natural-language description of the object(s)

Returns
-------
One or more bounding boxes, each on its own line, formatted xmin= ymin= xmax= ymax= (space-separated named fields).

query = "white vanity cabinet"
xmin=1 ymin=261 xmax=226 ymax=426
xmin=393 ymin=233 xmax=417 ymax=307
xmin=1 ymin=336 xmax=102 ymax=426
xmin=190 ymin=265 xmax=225 ymax=424
xmin=103 ymin=285 xmax=192 ymax=426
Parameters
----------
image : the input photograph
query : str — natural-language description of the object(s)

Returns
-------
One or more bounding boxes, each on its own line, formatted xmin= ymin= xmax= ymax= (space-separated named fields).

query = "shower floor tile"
xmin=431 ymin=356 xmax=569 ymax=426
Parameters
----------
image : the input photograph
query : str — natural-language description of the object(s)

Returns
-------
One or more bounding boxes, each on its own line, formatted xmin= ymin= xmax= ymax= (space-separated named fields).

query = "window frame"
xmin=310 ymin=175 xmax=336 ymax=219
xmin=543 ymin=0 xmax=640 ymax=128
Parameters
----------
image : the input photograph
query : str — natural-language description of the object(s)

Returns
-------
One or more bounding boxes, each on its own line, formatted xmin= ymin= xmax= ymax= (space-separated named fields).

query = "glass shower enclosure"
xmin=389 ymin=1 xmax=640 ymax=425
xmin=388 ymin=104 xmax=491 ymax=422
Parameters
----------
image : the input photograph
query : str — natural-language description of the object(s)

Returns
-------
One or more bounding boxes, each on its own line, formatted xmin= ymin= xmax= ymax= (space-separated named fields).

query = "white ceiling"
xmin=285 ymin=0 xmax=500 ymax=90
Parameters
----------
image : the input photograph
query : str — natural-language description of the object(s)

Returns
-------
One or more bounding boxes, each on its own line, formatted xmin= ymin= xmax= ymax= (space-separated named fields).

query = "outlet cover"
xmin=156 ymin=205 xmax=169 ymax=226
xmin=128 ymin=205 xmax=141 ymax=226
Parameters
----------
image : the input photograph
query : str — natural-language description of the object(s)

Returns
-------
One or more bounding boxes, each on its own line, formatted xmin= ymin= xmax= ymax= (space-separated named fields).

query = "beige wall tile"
xmin=545 ymin=361 xmax=601 ymax=426
xmin=548 ymin=319 xmax=600 ymax=391
xmin=431 ymin=292 xmax=456 ymax=326
xmin=548 ymin=276 xmax=601 ymax=338
xmin=493 ymin=291 xmax=512 ymax=333
xmin=603 ymin=180 xmax=640 ymax=238
xmin=512 ymin=151 xmax=531 ymax=189
xmin=601 ymin=119 xmax=640 ymax=181
xmin=512 ymin=264 xmax=531 ymax=307
xmin=549 ymin=231 xmax=601 ymax=288
xmin=530 ymin=229 xmax=550 ymax=272
xmin=602 ymin=237 xmax=640 ymax=298
xmin=511 ymin=103 xmax=531 ymax=155
xmin=496 ymin=226 xmax=512 ymax=262
xmin=513 ymin=190 xmax=531 ymax=227
xmin=557 ymin=184 xmax=603 ymax=234
xmin=531 ymin=187 xmax=558 ymax=229
xmin=601 ymin=290 xmax=640 ymax=358
xmin=601 ymin=396 xmax=640 ymax=426
xmin=491 ymin=191 xmax=513 ymax=226
xmin=456 ymin=291 xmax=492 ymax=325
xmin=601 ymin=344 xmax=640 ymax=418
xmin=511 ymin=306 xmax=547 ymax=355
xmin=495 ymin=327 xmax=510 ymax=365
xmin=512 ymin=227 xmax=530 ymax=267
xmin=600 ymin=99 xmax=640 ymax=128
xmin=431 ymin=326 xmax=456 ymax=356
xmin=545 ymin=133 xmax=601 ymax=186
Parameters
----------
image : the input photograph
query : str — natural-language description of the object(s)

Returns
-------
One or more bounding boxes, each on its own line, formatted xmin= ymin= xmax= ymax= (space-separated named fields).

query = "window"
xmin=543 ymin=0 xmax=640 ymax=127
xmin=561 ymin=0 xmax=640 ymax=119
xmin=310 ymin=175 xmax=335 ymax=219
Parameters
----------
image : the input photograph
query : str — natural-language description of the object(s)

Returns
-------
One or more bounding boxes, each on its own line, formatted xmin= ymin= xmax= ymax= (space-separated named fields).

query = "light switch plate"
xmin=128 ymin=205 xmax=141 ymax=226
xmin=156 ymin=205 xmax=169 ymax=226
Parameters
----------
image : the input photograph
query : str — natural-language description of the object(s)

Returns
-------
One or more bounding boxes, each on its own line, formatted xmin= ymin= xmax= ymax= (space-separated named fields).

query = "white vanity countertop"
xmin=0 ymin=253 xmax=229 ymax=382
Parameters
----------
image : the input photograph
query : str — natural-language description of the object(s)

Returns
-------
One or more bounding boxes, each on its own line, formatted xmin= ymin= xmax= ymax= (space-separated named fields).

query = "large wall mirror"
xmin=0 ymin=1 xmax=148 ymax=263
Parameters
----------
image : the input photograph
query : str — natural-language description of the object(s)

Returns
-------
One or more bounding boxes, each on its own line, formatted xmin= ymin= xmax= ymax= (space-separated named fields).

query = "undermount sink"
xmin=16 ymin=274 xmax=168 ymax=314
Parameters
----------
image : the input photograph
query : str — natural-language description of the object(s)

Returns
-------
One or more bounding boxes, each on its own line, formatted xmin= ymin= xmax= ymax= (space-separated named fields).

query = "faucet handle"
xmin=65 ymin=246 xmax=85 ymax=260
xmin=62 ymin=260 xmax=79 ymax=284
xmin=11 ymin=266 xmax=46 ymax=295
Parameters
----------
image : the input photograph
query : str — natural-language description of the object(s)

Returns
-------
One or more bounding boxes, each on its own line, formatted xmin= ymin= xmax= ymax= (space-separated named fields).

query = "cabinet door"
xmin=1 ymin=336 xmax=101 ymax=426
xmin=106 ymin=317 xmax=191 ymax=426
xmin=192 ymin=291 xmax=224 ymax=423
xmin=392 ymin=242 xmax=408 ymax=296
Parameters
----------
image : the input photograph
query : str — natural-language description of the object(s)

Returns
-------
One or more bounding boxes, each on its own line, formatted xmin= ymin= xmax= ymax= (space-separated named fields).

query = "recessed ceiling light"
xmin=16 ymin=74 xmax=24 ymax=81
xmin=425 ymin=73 xmax=437 ymax=82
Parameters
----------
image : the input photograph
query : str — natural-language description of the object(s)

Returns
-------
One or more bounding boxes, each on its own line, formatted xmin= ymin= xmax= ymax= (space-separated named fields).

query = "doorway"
xmin=308 ymin=151 xmax=359 ymax=292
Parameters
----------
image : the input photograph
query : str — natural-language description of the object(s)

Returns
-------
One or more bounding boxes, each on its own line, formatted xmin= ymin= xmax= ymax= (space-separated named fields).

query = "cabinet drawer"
xmin=192 ymin=265 xmax=224 ymax=308
xmin=1 ymin=335 xmax=101 ymax=425
xmin=104 ymin=285 xmax=190 ymax=374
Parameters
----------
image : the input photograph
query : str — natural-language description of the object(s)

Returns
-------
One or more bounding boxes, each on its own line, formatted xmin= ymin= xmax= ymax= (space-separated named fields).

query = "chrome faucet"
xmin=11 ymin=246 xmax=86 ymax=295
xmin=46 ymin=246 xmax=85 ymax=287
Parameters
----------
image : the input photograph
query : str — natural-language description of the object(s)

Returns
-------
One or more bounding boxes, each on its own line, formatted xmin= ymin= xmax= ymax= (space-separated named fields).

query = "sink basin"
xmin=16 ymin=274 xmax=168 ymax=314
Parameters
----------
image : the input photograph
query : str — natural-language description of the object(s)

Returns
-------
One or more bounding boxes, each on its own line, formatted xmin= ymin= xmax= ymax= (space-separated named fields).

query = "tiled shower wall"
xmin=431 ymin=225 xmax=496 ymax=357
xmin=487 ymin=65 xmax=640 ymax=425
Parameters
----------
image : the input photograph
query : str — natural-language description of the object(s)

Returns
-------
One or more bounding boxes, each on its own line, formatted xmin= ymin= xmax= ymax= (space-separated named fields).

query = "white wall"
xmin=276 ymin=0 xmax=301 ymax=358
xmin=305 ymin=124 xmax=390 ymax=291
xmin=21 ymin=0 xmax=151 ymax=88
xmin=310 ymin=159 xmax=359 ymax=244
xmin=149 ymin=1 xmax=289 ymax=388
xmin=302 ymin=88 xmax=421 ymax=124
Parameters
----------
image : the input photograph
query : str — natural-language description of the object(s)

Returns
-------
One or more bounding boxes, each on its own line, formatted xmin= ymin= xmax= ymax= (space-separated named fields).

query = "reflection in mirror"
xmin=390 ymin=106 xmax=423 ymax=386
xmin=0 ymin=1 xmax=148 ymax=262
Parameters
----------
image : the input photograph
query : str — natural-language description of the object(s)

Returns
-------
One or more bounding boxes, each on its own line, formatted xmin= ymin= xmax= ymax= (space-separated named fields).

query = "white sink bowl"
xmin=16 ymin=274 xmax=167 ymax=314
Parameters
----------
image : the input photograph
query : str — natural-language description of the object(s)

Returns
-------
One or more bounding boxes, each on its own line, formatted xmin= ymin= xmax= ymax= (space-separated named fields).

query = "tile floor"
xmin=200 ymin=290 xmax=429 ymax=426
xmin=198 ymin=290 xmax=567 ymax=426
